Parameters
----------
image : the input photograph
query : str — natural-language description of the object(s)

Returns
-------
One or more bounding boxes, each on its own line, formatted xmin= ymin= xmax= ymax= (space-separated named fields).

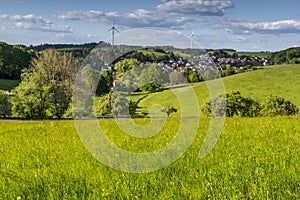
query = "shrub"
xmin=202 ymin=91 xmax=261 ymax=117
xmin=0 ymin=91 xmax=12 ymax=118
xmin=261 ymin=95 xmax=299 ymax=116
xmin=202 ymin=91 xmax=299 ymax=117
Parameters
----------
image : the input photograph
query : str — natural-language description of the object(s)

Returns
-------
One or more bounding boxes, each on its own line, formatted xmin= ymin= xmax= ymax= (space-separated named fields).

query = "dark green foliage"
xmin=0 ymin=79 xmax=20 ymax=91
xmin=0 ymin=91 xmax=12 ymax=118
xmin=161 ymin=104 xmax=178 ymax=116
xmin=222 ymin=64 xmax=236 ymax=77
xmin=30 ymin=42 xmax=99 ymax=52
xmin=270 ymin=47 xmax=300 ymax=64
xmin=96 ymin=70 xmax=113 ymax=96
xmin=129 ymin=100 xmax=138 ymax=116
xmin=139 ymin=64 xmax=168 ymax=92
xmin=0 ymin=42 xmax=35 ymax=80
xmin=139 ymin=83 xmax=163 ymax=93
xmin=261 ymin=95 xmax=299 ymax=116
xmin=203 ymin=91 xmax=298 ymax=117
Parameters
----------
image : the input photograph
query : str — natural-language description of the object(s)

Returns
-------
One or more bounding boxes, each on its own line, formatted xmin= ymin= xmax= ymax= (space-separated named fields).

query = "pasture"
xmin=0 ymin=117 xmax=300 ymax=199
xmin=1 ymin=64 xmax=300 ymax=199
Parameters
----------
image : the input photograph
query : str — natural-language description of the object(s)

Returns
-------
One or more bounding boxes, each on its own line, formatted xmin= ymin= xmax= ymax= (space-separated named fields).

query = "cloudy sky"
xmin=1 ymin=0 xmax=300 ymax=51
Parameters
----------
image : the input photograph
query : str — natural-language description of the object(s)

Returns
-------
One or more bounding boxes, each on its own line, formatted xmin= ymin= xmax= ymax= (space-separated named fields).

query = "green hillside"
xmin=0 ymin=79 xmax=20 ymax=91
xmin=138 ymin=64 xmax=300 ymax=115
xmin=237 ymin=51 xmax=272 ymax=58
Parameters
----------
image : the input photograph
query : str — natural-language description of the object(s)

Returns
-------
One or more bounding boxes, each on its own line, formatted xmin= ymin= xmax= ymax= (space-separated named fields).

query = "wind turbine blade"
xmin=115 ymin=28 xmax=120 ymax=33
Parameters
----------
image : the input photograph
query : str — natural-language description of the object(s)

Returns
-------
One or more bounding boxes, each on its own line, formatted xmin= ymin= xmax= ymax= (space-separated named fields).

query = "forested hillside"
xmin=0 ymin=42 xmax=35 ymax=80
xmin=270 ymin=47 xmax=300 ymax=64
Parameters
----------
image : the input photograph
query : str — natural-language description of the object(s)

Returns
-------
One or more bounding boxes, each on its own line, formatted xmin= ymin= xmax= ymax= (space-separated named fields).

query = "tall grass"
xmin=0 ymin=117 xmax=299 ymax=199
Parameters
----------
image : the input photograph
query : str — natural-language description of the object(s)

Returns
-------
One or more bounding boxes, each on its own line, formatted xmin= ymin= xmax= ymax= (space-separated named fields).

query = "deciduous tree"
xmin=11 ymin=49 xmax=80 ymax=119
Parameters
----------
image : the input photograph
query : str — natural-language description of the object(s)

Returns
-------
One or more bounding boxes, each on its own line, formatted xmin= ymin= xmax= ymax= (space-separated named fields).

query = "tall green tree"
xmin=11 ymin=49 xmax=80 ymax=119
xmin=189 ymin=71 xmax=200 ymax=83
xmin=139 ymin=64 xmax=168 ymax=92
xmin=114 ymin=58 xmax=140 ymax=77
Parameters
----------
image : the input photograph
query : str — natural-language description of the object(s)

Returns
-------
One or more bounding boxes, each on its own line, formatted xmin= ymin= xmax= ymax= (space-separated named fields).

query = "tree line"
xmin=0 ymin=42 xmax=35 ymax=80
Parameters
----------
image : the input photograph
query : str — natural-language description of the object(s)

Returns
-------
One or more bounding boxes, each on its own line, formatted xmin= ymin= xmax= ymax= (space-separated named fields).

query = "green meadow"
xmin=1 ymin=64 xmax=300 ymax=199
xmin=139 ymin=64 xmax=300 ymax=116
xmin=0 ymin=117 xmax=300 ymax=199
xmin=0 ymin=79 xmax=19 ymax=92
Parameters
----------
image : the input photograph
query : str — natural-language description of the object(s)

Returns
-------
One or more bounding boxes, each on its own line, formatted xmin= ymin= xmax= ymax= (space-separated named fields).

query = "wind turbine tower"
xmin=108 ymin=18 xmax=120 ymax=46
xmin=188 ymin=30 xmax=197 ymax=49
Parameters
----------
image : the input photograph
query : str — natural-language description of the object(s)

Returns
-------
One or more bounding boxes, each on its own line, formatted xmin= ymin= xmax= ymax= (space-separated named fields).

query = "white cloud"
xmin=214 ymin=18 xmax=300 ymax=34
xmin=156 ymin=0 xmax=234 ymax=16
xmin=0 ymin=14 xmax=74 ymax=33
xmin=56 ymin=9 xmax=192 ymax=29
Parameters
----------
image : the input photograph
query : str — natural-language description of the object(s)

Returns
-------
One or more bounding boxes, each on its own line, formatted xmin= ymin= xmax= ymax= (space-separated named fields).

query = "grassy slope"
xmin=139 ymin=64 xmax=300 ymax=116
xmin=237 ymin=51 xmax=272 ymax=58
xmin=0 ymin=79 xmax=20 ymax=92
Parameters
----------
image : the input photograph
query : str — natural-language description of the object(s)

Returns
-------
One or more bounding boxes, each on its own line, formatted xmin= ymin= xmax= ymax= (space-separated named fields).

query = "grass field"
xmin=1 ymin=64 xmax=300 ymax=198
xmin=0 ymin=117 xmax=300 ymax=199
xmin=237 ymin=51 xmax=272 ymax=58
xmin=0 ymin=79 xmax=20 ymax=92
xmin=139 ymin=64 xmax=300 ymax=116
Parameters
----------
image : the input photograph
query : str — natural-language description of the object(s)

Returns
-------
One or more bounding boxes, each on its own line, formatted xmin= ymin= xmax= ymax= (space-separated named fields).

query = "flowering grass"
xmin=0 ymin=116 xmax=300 ymax=199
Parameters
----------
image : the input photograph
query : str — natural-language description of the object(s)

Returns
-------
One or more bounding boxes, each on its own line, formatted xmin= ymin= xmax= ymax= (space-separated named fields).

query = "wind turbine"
xmin=188 ymin=30 xmax=197 ymax=49
xmin=108 ymin=18 xmax=120 ymax=46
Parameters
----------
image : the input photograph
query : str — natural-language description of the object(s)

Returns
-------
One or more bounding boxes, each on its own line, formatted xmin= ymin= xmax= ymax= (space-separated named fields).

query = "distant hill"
xmin=29 ymin=42 xmax=106 ymax=60
xmin=0 ymin=42 xmax=35 ymax=80
xmin=29 ymin=42 xmax=100 ymax=52
xmin=28 ymin=42 xmax=300 ymax=64
xmin=270 ymin=46 xmax=300 ymax=64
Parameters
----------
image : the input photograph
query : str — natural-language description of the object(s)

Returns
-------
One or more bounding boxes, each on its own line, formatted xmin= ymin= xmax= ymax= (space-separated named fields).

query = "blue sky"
xmin=0 ymin=0 xmax=300 ymax=51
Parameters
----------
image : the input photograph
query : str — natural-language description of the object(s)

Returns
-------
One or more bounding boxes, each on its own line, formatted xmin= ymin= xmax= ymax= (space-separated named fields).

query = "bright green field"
xmin=0 ymin=117 xmax=300 ymax=199
xmin=0 ymin=79 xmax=20 ymax=92
xmin=1 ymin=64 xmax=300 ymax=199
xmin=139 ymin=64 xmax=300 ymax=116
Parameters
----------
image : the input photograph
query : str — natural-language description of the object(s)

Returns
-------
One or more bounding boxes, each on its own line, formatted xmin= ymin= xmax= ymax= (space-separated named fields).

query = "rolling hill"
xmin=138 ymin=64 xmax=300 ymax=116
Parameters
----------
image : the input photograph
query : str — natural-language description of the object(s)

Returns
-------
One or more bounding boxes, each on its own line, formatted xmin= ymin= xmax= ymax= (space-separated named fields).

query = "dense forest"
xmin=0 ymin=42 xmax=35 ymax=80
xmin=270 ymin=47 xmax=300 ymax=64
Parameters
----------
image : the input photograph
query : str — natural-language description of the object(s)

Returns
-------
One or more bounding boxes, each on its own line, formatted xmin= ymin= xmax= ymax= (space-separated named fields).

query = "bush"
xmin=202 ymin=91 xmax=261 ymax=117
xmin=139 ymin=83 xmax=162 ymax=93
xmin=261 ymin=95 xmax=299 ymax=116
xmin=203 ymin=91 xmax=299 ymax=117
